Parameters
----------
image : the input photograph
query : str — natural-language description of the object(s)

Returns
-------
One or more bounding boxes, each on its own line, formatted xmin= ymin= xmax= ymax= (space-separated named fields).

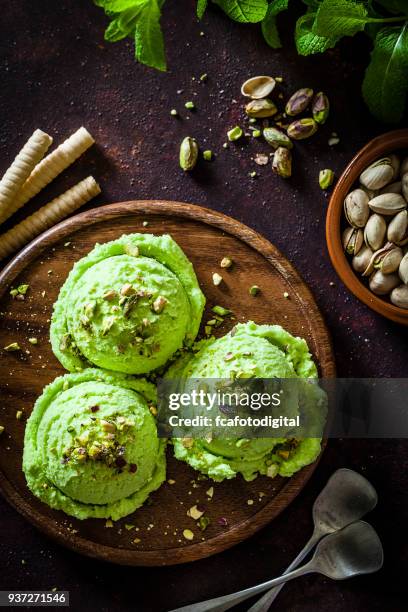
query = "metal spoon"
xmin=169 ymin=521 xmax=383 ymax=612
xmin=247 ymin=468 xmax=378 ymax=612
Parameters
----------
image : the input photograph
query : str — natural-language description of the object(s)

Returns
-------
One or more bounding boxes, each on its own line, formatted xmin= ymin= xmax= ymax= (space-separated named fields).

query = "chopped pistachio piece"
xmin=249 ymin=171 xmax=257 ymax=178
xmin=283 ymin=291 xmax=290 ymax=299
xmin=203 ymin=150 xmax=213 ymax=161
xmin=28 ymin=337 xmax=38 ymax=345
xmin=0 ymin=425 xmax=5 ymax=435
xmin=220 ymin=257 xmax=232 ymax=269
xmin=227 ymin=126 xmax=243 ymax=142
xmin=105 ymin=519 xmax=113 ymax=528
xmin=204 ymin=325 xmax=212 ymax=336
xmin=199 ymin=73 xmax=208 ymax=81
xmin=249 ymin=285 xmax=260 ymax=296
xmin=187 ymin=505 xmax=204 ymax=520
xmin=252 ymin=129 xmax=261 ymax=138
xmin=198 ymin=516 xmax=211 ymax=531
xmin=206 ymin=486 xmax=214 ymax=499
xmin=183 ymin=529 xmax=194 ymax=541
xmin=222 ymin=142 xmax=229 ymax=149
xmin=142 ymin=221 xmax=149 ymax=227
xmin=124 ymin=244 xmax=139 ymax=257
xmin=319 ymin=168 xmax=334 ymax=190
xmin=9 ymin=289 xmax=19 ymax=298
xmin=4 ymin=342 xmax=21 ymax=352
xmin=18 ymin=284 xmax=29 ymax=295
xmin=153 ymin=295 xmax=168 ymax=313
xmin=16 ymin=410 xmax=23 ymax=421
xmin=212 ymin=273 xmax=223 ymax=286
xmin=170 ymin=109 xmax=178 ymax=116
xmin=212 ymin=305 xmax=231 ymax=316
xmin=167 ymin=479 xmax=176 ymax=485
xmin=185 ymin=101 xmax=195 ymax=110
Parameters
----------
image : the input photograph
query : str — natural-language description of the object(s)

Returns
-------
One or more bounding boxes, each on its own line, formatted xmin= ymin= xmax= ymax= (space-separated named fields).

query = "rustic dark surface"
xmin=0 ymin=1 xmax=407 ymax=611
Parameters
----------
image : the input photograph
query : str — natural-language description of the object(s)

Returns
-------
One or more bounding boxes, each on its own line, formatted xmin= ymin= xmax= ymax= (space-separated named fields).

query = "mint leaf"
xmin=313 ymin=0 xmax=369 ymax=40
xmin=362 ymin=24 xmax=408 ymax=122
xmin=261 ymin=0 xmax=289 ymax=48
xmin=94 ymin=0 xmax=144 ymax=11
xmin=135 ymin=0 xmax=166 ymax=71
xmin=197 ymin=0 xmax=208 ymax=19
xmin=295 ymin=12 xmax=337 ymax=55
xmin=214 ymin=0 xmax=268 ymax=23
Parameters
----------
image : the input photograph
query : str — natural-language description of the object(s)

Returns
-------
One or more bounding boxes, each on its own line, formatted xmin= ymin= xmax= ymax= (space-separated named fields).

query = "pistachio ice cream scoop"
xmin=166 ymin=321 xmax=326 ymax=482
xmin=50 ymin=233 xmax=205 ymax=374
xmin=23 ymin=369 xmax=166 ymax=520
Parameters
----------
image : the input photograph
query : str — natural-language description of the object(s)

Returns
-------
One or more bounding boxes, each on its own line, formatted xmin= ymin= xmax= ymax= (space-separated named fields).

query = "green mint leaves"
xmin=214 ymin=0 xmax=268 ymax=23
xmin=313 ymin=0 xmax=369 ymax=40
xmin=94 ymin=0 xmax=166 ymax=71
xmin=197 ymin=0 xmax=208 ymax=19
xmin=261 ymin=0 xmax=289 ymax=48
xmin=363 ymin=24 xmax=408 ymax=122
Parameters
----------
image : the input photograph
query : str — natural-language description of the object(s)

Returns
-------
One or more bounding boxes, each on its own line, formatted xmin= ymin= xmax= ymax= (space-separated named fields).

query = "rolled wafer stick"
xmin=0 ymin=130 xmax=53 ymax=222
xmin=0 ymin=127 xmax=95 ymax=225
xmin=0 ymin=176 xmax=101 ymax=261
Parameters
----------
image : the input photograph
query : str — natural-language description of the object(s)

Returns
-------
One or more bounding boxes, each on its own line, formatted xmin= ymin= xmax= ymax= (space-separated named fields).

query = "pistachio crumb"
xmin=170 ymin=109 xmax=178 ymax=117
xmin=16 ymin=410 xmax=23 ymax=421
xmin=212 ymin=273 xmax=223 ymax=286
xmin=28 ymin=337 xmax=38 ymax=345
xmin=183 ymin=529 xmax=194 ymax=541
xmin=105 ymin=519 xmax=113 ymax=528
xmin=142 ymin=221 xmax=149 ymax=227
xmin=0 ymin=425 xmax=4 ymax=435
xmin=203 ymin=150 xmax=213 ymax=161
xmin=185 ymin=101 xmax=195 ymax=110
xmin=220 ymin=257 xmax=232 ymax=269
xmin=167 ymin=479 xmax=176 ymax=485
xmin=227 ymin=126 xmax=243 ymax=142
xmin=187 ymin=505 xmax=204 ymax=520
xmin=199 ymin=73 xmax=208 ymax=82
xmin=283 ymin=291 xmax=290 ymax=299
xmin=4 ymin=342 xmax=21 ymax=352
xmin=133 ymin=538 xmax=141 ymax=544
xmin=249 ymin=285 xmax=260 ymax=297
xmin=247 ymin=499 xmax=254 ymax=506
xmin=153 ymin=295 xmax=168 ymax=313
xmin=206 ymin=486 xmax=214 ymax=499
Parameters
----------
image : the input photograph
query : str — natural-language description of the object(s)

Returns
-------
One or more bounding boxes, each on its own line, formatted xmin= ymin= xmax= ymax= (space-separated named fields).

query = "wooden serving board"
xmin=0 ymin=201 xmax=335 ymax=566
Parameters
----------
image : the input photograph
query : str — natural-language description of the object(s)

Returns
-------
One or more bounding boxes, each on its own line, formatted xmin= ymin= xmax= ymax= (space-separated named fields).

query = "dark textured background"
xmin=0 ymin=1 xmax=407 ymax=610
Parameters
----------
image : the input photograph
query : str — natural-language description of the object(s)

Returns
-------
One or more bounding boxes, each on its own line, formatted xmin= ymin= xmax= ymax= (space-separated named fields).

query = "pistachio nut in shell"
xmin=287 ymin=118 xmax=318 ymax=140
xmin=245 ymin=98 xmax=277 ymax=118
xmin=399 ymin=252 xmax=408 ymax=284
xmin=390 ymin=284 xmax=408 ymax=309
xmin=379 ymin=180 xmax=402 ymax=195
xmin=400 ymin=156 xmax=408 ymax=177
xmin=368 ymin=192 xmax=407 ymax=215
xmin=312 ymin=92 xmax=330 ymax=124
xmin=241 ymin=76 xmax=276 ymax=99
xmin=363 ymin=213 xmax=386 ymax=251
xmin=387 ymin=210 xmax=408 ymax=243
xmin=344 ymin=189 xmax=370 ymax=228
xmin=285 ymin=88 xmax=314 ymax=116
xmin=263 ymin=127 xmax=293 ymax=149
xmin=389 ymin=154 xmax=401 ymax=179
xmin=402 ymin=173 xmax=408 ymax=201
xmin=272 ymin=147 xmax=292 ymax=178
xmin=352 ymin=245 xmax=373 ymax=274
xmin=343 ymin=227 xmax=363 ymax=255
xmin=360 ymin=157 xmax=394 ymax=190
xmin=179 ymin=136 xmax=198 ymax=171
xmin=373 ymin=244 xmax=403 ymax=275
xmin=369 ymin=270 xmax=400 ymax=295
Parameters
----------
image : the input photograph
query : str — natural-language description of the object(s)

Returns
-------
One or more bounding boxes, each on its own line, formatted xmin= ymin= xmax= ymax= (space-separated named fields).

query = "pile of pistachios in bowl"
xmin=343 ymin=153 xmax=408 ymax=309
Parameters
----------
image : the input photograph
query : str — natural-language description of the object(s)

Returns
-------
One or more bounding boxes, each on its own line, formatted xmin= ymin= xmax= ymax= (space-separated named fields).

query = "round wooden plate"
xmin=0 ymin=200 xmax=335 ymax=566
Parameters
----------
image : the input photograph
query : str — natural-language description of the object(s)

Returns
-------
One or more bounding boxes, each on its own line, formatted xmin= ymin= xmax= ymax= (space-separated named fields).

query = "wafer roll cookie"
xmin=0 ymin=176 xmax=100 ymax=261
xmin=0 ymin=127 xmax=95 ymax=224
xmin=0 ymin=130 xmax=52 ymax=220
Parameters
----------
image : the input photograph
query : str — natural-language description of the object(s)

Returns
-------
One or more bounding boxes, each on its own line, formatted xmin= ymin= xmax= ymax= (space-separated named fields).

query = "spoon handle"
xmin=168 ymin=565 xmax=313 ymax=612
xmin=246 ymin=530 xmax=321 ymax=612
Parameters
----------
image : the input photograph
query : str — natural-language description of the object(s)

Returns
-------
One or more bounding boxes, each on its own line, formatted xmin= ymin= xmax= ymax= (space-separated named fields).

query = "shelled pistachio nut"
xmin=179 ymin=136 xmax=198 ymax=171
xmin=369 ymin=270 xmax=400 ymax=295
xmin=398 ymin=252 xmax=408 ymax=284
xmin=343 ymin=227 xmax=363 ymax=255
xmin=360 ymin=158 xmax=394 ymax=190
xmin=387 ymin=210 xmax=408 ymax=244
xmin=390 ymin=285 xmax=408 ymax=309
xmin=368 ymin=193 xmax=407 ymax=215
xmin=319 ymin=169 xmax=334 ymax=190
xmin=363 ymin=213 xmax=386 ymax=251
xmin=286 ymin=118 xmax=318 ymax=140
xmin=312 ymin=92 xmax=329 ymax=124
xmin=372 ymin=243 xmax=403 ymax=275
xmin=263 ymin=127 xmax=293 ymax=149
xmin=379 ymin=180 xmax=402 ymax=195
xmin=352 ymin=245 xmax=373 ymax=274
xmin=285 ymin=88 xmax=313 ymax=116
xmin=245 ymin=98 xmax=277 ymax=118
xmin=241 ymin=76 xmax=276 ymax=99
xmin=402 ymin=173 xmax=408 ymax=201
xmin=272 ymin=147 xmax=292 ymax=178
xmin=344 ymin=189 xmax=370 ymax=228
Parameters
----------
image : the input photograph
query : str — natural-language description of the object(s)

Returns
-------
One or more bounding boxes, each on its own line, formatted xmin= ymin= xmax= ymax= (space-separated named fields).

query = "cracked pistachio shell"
xmin=373 ymin=244 xmax=403 ymax=275
xmin=387 ymin=210 xmax=408 ymax=244
xmin=344 ymin=189 xmax=369 ymax=228
xmin=391 ymin=285 xmax=408 ymax=309
xmin=241 ymin=76 xmax=276 ymax=99
xmin=369 ymin=192 xmax=407 ymax=215
xmin=402 ymin=173 xmax=408 ymax=201
xmin=369 ymin=270 xmax=400 ymax=295
xmin=352 ymin=245 xmax=373 ymax=274
xmin=285 ymin=88 xmax=314 ymax=116
xmin=399 ymin=252 xmax=408 ymax=284
xmin=343 ymin=227 xmax=363 ymax=255
xmin=245 ymin=98 xmax=277 ymax=118
xmin=364 ymin=214 xmax=386 ymax=251
xmin=360 ymin=158 xmax=394 ymax=190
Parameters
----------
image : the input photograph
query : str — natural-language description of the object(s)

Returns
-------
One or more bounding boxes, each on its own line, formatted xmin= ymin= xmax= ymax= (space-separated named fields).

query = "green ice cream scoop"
xmin=166 ymin=321 xmax=326 ymax=482
xmin=23 ymin=369 xmax=166 ymax=520
xmin=50 ymin=233 xmax=205 ymax=374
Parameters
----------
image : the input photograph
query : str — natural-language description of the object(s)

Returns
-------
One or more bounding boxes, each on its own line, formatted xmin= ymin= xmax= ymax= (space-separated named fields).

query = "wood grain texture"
xmin=326 ymin=129 xmax=408 ymax=325
xmin=0 ymin=200 xmax=335 ymax=566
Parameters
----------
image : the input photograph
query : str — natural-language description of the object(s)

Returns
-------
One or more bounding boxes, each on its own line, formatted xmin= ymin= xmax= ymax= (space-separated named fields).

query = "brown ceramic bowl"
xmin=326 ymin=129 xmax=408 ymax=325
